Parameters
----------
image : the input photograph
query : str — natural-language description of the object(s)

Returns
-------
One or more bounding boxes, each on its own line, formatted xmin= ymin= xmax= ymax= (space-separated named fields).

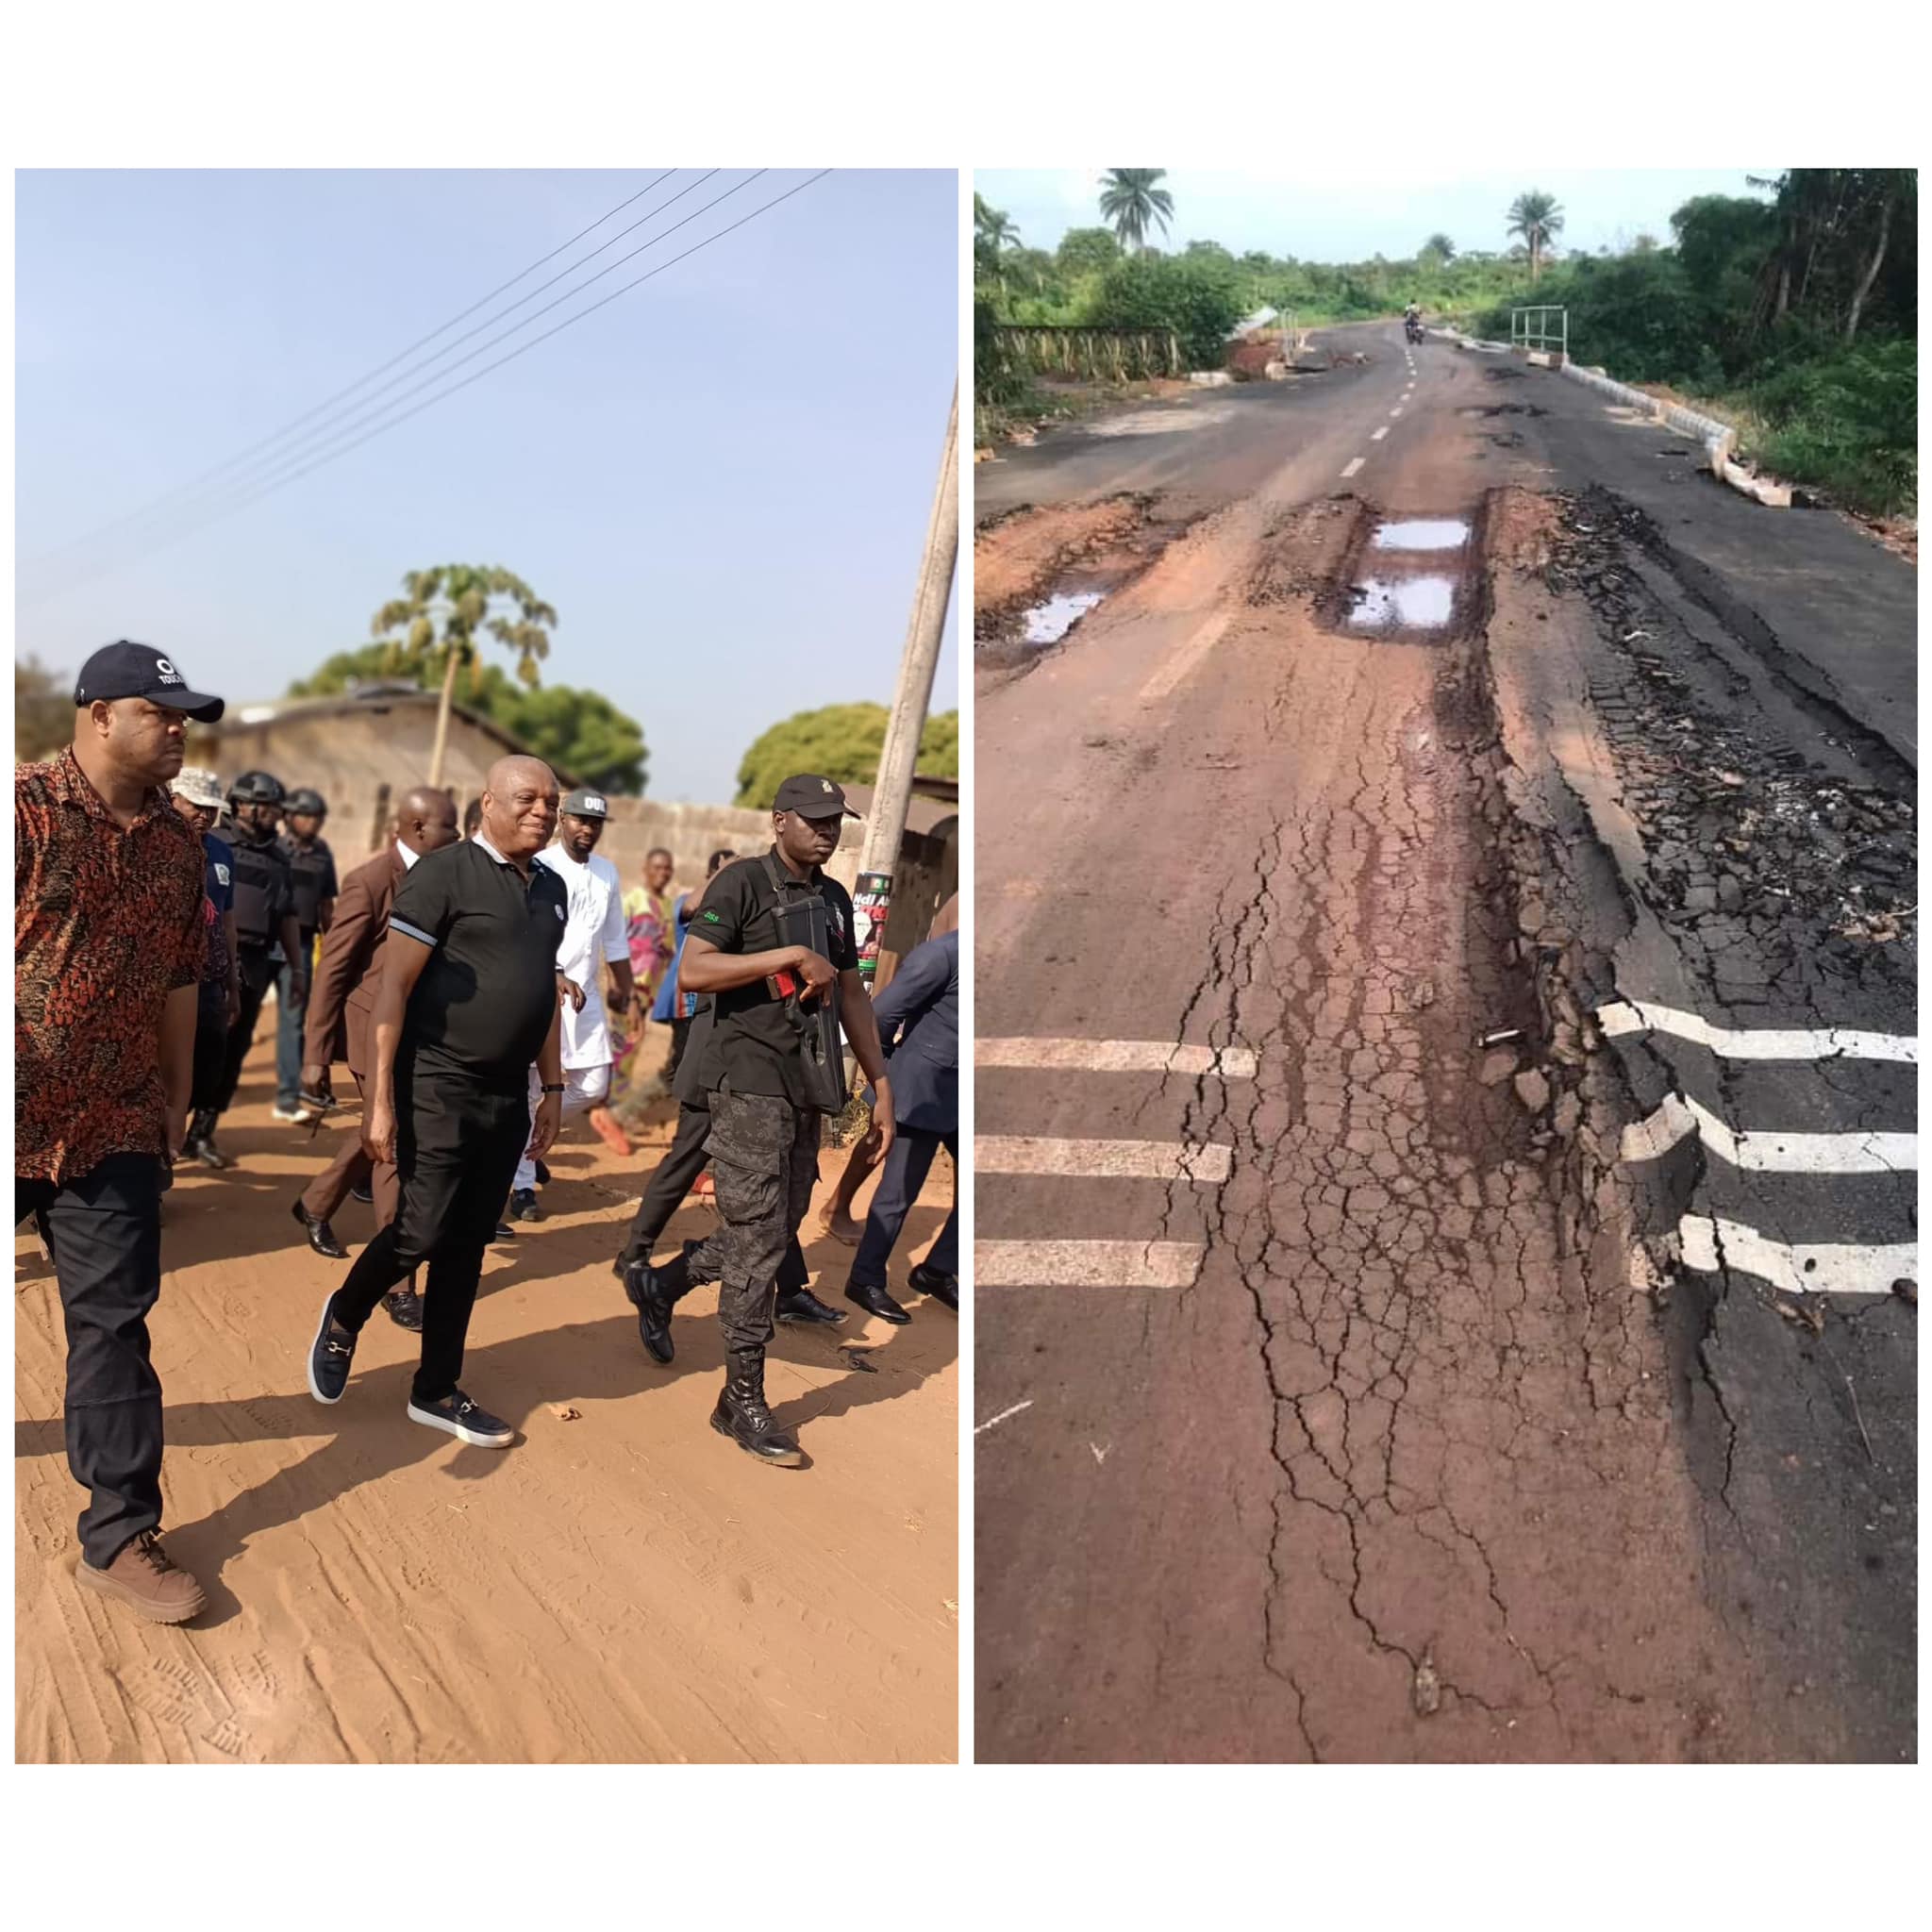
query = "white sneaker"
xmin=271 ymin=1103 xmax=307 ymax=1123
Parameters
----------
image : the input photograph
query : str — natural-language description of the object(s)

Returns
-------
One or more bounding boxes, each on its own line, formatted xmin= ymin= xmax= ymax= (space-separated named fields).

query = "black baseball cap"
xmin=774 ymin=773 xmax=860 ymax=819
xmin=74 ymin=641 xmax=225 ymax=722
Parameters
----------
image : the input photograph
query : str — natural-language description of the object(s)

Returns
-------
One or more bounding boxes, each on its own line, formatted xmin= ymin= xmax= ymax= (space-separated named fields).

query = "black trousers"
xmin=619 ymin=1097 xmax=808 ymax=1293
xmin=849 ymin=1127 xmax=958 ymax=1288
xmin=190 ymin=1000 xmax=229 ymax=1114
xmin=16 ymin=1154 xmax=167 ymax=1568
xmin=213 ymin=949 xmax=276 ymax=1115
xmin=662 ymin=1014 xmax=692 ymax=1086
xmin=331 ymin=1069 xmax=529 ymax=1405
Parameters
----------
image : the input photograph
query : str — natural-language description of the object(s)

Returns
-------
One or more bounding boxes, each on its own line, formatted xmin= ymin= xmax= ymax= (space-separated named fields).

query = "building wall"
xmin=190 ymin=708 xmax=507 ymax=859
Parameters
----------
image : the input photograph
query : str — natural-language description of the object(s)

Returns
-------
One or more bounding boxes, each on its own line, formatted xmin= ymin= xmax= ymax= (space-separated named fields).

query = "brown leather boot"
xmin=710 ymin=1349 xmax=805 ymax=1467
xmin=77 ymin=1531 xmax=209 ymax=1624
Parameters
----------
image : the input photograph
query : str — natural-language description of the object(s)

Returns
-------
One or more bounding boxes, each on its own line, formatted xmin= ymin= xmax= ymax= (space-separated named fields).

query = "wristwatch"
xmin=541 ymin=1083 xmax=566 ymax=1095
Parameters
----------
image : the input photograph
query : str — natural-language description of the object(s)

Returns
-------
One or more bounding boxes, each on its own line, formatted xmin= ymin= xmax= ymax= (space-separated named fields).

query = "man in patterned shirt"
xmin=15 ymin=641 xmax=225 ymax=1625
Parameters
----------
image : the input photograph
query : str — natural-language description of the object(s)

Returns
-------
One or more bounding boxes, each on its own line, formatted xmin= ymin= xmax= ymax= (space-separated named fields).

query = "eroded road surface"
xmin=974 ymin=322 xmax=1916 ymax=1762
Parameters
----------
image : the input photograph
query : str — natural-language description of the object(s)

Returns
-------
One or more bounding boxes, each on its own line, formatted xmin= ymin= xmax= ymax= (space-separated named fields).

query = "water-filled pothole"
xmin=1348 ymin=576 xmax=1457 ymax=629
xmin=1373 ymin=519 xmax=1470 ymax=552
xmin=1022 ymin=591 xmax=1105 ymax=645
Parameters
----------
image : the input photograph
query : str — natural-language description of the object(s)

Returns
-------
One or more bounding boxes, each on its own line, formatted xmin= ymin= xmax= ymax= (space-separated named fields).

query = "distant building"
xmin=189 ymin=683 xmax=568 ymax=859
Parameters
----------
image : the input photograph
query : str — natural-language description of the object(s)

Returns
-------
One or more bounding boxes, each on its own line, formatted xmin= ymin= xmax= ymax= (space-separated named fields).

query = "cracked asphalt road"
xmin=974 ymin=322 xmax=1916 ymax=1762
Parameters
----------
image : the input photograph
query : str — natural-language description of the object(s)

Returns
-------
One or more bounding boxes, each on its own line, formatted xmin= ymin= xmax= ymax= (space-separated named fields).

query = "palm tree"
xmin=974 ymin=194 xmax=1022 ymax=298
xmin=1506 ymin=191 xmax=1565 ymax=283
xmin=371 ymin=564 xmax=557 ymax=786
xmin=1099 ymin=169 xmax=1174 ymax=252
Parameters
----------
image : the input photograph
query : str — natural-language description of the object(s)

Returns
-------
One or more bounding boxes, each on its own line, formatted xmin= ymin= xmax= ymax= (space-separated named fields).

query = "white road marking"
xmin=1371 ymin=427 xmax=1389 ymax=441
xmin=978 ymin=1039 xmax=1257 ymax=1078
xmin=1621 ymin=1092 xmax=1916 ymax=1174
xmin=974 ymin=1400 xmax=1034 ymax=1434
xmin=977 ymin=1137 xmax=1234 ymax=1181
xmin=1341 ymin=457 xmax=1365 ymax=478
xmin=1676 ymin=1216 xmax=1916 ymax=1298
xmin=1139 ymin=609 xmax=1232 ymax=705
xmin=977 ymin=1241 xmax=1206 ymax=1289
xmin=1598 ymin=999 xmax=1916 ymax=1064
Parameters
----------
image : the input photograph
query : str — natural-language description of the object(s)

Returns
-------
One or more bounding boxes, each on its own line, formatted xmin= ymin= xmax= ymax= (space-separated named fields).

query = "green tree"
xmin=1057 ymin=225 xmax=1122 ymax=275
xmin=1419 ymin=232 xmax=1457 ymax=266
xmin=291 ymin=641 xmax=648 ymax=794
xmin=1507 ymin=190 xmax=1565 ymax=283
xmin=15 ymin=654 xmax=72 ymax=762
xmin=974 ymin=193 xmax=1022 ymax=301
xmin=1099 ymin=169 xmax=1175 ymax=252
xmin=733 ymin=703 xmax=959 ymax=810
xmin=371 ymin=564 xmax=557 ymax=787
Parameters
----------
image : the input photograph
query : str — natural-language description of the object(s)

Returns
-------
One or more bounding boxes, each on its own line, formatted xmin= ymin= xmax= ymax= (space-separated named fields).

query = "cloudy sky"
xmin=18 ymin=169 xmax=958 ymax=803
xmin=976 ymin=168 xmax=1774 ymax=263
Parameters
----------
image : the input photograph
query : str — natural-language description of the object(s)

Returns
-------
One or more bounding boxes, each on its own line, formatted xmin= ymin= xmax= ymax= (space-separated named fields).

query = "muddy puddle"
xmin=1323 ymin=501 xmax=1489 ymax=643
xmin=1022 ymin=591 xmax=1106 ymax=645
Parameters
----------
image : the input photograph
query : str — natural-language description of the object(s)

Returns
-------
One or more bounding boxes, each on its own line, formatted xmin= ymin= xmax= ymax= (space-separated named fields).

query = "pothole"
xmin=1322 ymin=502 xmax=1491 ymax=643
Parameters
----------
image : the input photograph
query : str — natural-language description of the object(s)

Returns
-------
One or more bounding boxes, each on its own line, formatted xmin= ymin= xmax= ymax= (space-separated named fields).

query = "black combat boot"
xmin=621 ymin=1239 xmax=700 ymax=1364
xmin=710 ymin=1348 xmax=805 ymax=1467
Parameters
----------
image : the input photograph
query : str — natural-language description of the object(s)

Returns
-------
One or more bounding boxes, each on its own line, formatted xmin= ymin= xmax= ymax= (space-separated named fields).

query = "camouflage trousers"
xmin=687 ymin=1091 xmax=821 ymax=1353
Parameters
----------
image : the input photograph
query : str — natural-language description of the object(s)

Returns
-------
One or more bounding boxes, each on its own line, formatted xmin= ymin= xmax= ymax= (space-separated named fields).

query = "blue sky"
xmin=16 ymin=169 xmax=958 ymax=803
xmin=975 ymin=168 xmax=1774 ymax=263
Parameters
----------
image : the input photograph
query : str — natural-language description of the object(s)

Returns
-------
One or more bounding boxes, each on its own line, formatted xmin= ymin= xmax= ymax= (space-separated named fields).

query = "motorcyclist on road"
xmin=1404 ymin=301 xmax=1424 ymax=343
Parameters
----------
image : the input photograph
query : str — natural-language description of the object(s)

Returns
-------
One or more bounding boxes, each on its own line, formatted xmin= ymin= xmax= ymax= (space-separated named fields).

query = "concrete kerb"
xmin=1557 ymin=360 xmax=1792 ymax=508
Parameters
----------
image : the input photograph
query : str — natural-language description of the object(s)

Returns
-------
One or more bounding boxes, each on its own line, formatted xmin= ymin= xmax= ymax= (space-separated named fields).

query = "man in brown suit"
xmin=291 ymin=787 xmax=458 ymax=1329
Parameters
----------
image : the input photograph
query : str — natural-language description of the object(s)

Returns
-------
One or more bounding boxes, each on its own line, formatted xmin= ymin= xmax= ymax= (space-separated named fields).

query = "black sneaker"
xmin=509 ymin=1188 xmax=542 ymax=1223
xmin=350 ymin=1182 xmax=374 ymax=1205
xmin=307 ymin=1291 xmax=358 ymax=1404
xmin=534 ymin=1158 xmax=552 ymax=1186
xmin=491 ymin=1220 xmax=517 ymax=1242
xmin=775 ymin=1286 xmax=847 ymax=1326
xmin=407 ymin=1389 xmax=514 ymax=1449
xmin=382 ymin=1286 xmax=424 ymax=1331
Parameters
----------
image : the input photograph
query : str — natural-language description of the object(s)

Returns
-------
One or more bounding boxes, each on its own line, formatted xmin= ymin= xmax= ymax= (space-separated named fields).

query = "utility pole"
xmin=853 ymin=380 xmax=958 ymax=983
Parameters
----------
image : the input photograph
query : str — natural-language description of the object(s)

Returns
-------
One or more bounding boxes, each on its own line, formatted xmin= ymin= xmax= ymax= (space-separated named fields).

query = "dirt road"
xmin=16 ymin=1031 xmax=958 ymax=1763
xmin=974 ymin=322 xmax=1915 ymax=1762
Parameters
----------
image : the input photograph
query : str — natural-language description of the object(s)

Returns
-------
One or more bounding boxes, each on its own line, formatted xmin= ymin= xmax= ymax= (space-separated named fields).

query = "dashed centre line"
xmin=1371 ymin=427 xmax=1388 ymax=441
xmin=976 ymin=1137 xmax=1234 ymax=1182
xmin=1139 ymin=609 xmax=1233 ymax=705
xmin=978 ymin=1039 xmax=1257 ymax=1078
xmin=1341 ymin=457 xmax=1365 ymax=478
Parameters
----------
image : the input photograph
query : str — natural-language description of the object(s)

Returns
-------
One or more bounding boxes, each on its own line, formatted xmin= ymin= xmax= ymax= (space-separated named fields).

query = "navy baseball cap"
xmin=774 ymin=774 xmax=860 ymax=819
xmin=74 ymin=641 xmax=225 ymax=722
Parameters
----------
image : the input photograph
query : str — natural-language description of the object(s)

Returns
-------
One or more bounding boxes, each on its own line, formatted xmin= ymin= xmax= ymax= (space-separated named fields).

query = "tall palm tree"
xmin=371 ymin=564 xmax=557 ymax=786
xmin=1506 ymin=191 xmax=1565 ymax=283
xmin=1099 ymin=169 xmax=1174 ymax=252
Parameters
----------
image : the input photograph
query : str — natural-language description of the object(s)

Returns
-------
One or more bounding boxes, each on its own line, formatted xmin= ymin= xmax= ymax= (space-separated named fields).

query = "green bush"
xmin=1750 ymin=338 xmax=1918 ymax=514
xmin=1089 ymin=252 xmax=1246 ymax=369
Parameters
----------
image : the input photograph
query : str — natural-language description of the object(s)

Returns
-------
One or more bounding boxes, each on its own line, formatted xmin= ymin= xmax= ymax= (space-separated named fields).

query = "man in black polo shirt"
xmin=636 ymin=774 xmax=894 ymax=1467
xmin=305 ymin=756 xmax=568 ymax=1449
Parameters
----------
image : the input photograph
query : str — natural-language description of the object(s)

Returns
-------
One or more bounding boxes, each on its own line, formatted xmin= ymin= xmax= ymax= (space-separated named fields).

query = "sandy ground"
xmin=15 ymin=1024 xmax=958 ymax=1763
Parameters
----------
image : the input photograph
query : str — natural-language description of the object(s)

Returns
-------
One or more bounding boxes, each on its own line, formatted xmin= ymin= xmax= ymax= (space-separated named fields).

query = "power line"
xmin=25 ymin=170 xmax=684 ymax=571
xmin=28 ymin=172 xmax=766 ymax=591
xmin=24 ymin=171 xmax=834 ymax=604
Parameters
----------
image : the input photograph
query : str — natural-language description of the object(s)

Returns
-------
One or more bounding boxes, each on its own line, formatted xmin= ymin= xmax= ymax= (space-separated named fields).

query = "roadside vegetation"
xmin=975 ymin=170 xmax=1915 ymax=518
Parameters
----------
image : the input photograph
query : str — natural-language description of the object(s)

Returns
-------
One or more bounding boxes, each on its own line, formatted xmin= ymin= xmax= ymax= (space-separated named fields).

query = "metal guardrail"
xmin=1509 ymin=305 xmax=1569 ymax=360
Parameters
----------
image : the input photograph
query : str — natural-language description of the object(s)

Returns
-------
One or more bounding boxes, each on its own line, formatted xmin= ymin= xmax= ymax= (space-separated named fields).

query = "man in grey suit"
xmin=843 ymin=926 xmax=959 ymax=1324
